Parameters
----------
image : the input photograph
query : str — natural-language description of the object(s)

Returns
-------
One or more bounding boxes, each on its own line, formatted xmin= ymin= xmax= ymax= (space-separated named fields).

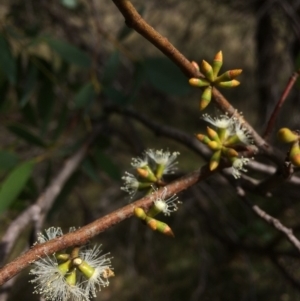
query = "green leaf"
xmin=52 ymin=103 xmax=68 ymax=141
xmin=102 ymin=51 xmax=120 ymax=84
xmin=103 ymin=86 xmax=127 ymax=105
xmin=37 ymin=77 xmax=55 ymax=135
xmin=21 ymin=102 xmax=38 ymax=127
xmin=0 ymin=160 xmax=35 ymax=213
xmin=95 ymin=150 xmax=121 ymax=181
xmin=0 ymin=34 xmax=16 ymax=84
xmin=143 ymin=57 xmax=191 ymax=95
xmin=8 ymin=124 xmax=47 ymax=148
xmin=45 ymin=38 xmax=91 ymax=68
xmin=0 ymin=151 xmax=19 ymax=171
xmin=74 ymin=83 xmax=96 ymax=109
xmin=19 ymin=63 xmax=38 ymax=107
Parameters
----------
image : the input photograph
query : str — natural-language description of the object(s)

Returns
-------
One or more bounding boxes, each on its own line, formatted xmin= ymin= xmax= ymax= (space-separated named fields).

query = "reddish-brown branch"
xmin=0 ymin=166 xmax=212 ymax=285
xmin=263 ymin=68 xmax=300 ymax=139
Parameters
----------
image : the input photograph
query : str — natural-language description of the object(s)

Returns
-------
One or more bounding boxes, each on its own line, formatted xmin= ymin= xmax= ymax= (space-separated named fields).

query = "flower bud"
xmin=209 ymin=150 xmax=221 ymax=171
xmin=136 ymin=166 xmax=157 ymax=182
xmin=189 ymin=78 xmax=210 ymax=87
xmin=200 ymin=60 xmax=214 ymax=82
xmin=208 ymin=141 xmax=221 ymax=150
xmin=145 ymin=216 xmax=174 ymax=237
xmin=290 ymin=141 xmax=300 ymax=166
xmin=214 ymin=69 xmax=242 ymax=83
xmin=134 ymin=207 xmax=147 ymax=220
xmin=217 ymin=80 xmax=240 ymax=88
xmin=206 ymin=126 xmax=221 ymax=143
xmin=191 ymin=61 xmax=200 ymax=72
xmin=196 ymin=134 xmax=211 ymax=145
xmin=277 ymin=128 xmax=299 ymax=143
xmin=200 ymin=86 xmax=212 ymax=110
xmin=222 ymin=147 xmax=239 ymax=158
xmin=212 ymin=50 xmax=223 ymax=77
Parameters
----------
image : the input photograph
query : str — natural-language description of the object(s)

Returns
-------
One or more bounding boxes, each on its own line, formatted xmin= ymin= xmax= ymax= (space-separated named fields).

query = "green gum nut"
xmin=65 ymin=269 xmax=77 ymax=286
xmin=290 ymin=141 xmax=300 ymax=166
xmin=217 ymin=80 xmax=240 ymax=88
xmin=155 ymin=164 xmax=165 ymax=180
xmin=200 ymin=86 xmax=212 ymax=110
xmin=189 ymin=78 xmax=210 ymax=88
xmin=73 ymin=258 xmax=95 ymax=279
xmin=56 ymin=253 xmax=70 ymax=261
xmin=209 ymin=150 xmax=221 ymax=171
xmin=212 ymin=50 xmax=223 ymax=78
xmin=58 ymin=259 xmax=71 ymax=275
xmin=277 ymin=128 xmax=299 ymax=143
xmin=147 ymin=204 xmax=162 ymax=218
xmin=200 ymin=60 xmax=214 ymax=82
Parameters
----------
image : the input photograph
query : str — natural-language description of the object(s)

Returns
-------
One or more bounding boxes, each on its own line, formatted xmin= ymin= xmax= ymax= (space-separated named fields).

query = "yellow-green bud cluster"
xmin=189 ymin=51 xmax=242 ymax=110
xmin=197 ymin=113 xmax=252 ymax=177
xmin=278 ymin=127 xmax=300 ymax=166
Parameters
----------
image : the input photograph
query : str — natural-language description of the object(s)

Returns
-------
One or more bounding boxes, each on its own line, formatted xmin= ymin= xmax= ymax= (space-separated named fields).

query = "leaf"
xmin=74 ymin=83 xmax=96 ymax=109
xmin=19 ymin=63 xmax=38 ymax=107
xmin=102 ymin=51 xmax=120 ymax=84
xmin=103 ymin=86 xmax=127 ymax=105
xmin=8 ymin=124 xmax=47 ymax=148
xmin=45 ymin=38 xmax=91 ymax=68
xmin=21 ymin=102 xmax=38 ymax=127
xmin=0 ymin=151 xmax=19 ymax=171
xmin=0 ymin=160 xmax=35 ymax=213
xmin=0 ymin=34 xmax=16 ymax=84
xmin=37 ymin=77 xmax=55 ymax=135
xmin=95 ymin=150 xmax=121 ymax=181
xmin=143 ymin=57 xmax=191 ymax=95
xmin=52 ymin=103 xmax=68 ymax=141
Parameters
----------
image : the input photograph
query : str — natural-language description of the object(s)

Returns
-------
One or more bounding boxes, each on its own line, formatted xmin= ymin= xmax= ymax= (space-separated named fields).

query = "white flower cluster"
xmin=30 ymin=227 xmax=113 ymax=301
xmin=202 ymin=113 xmax=253 ymax=145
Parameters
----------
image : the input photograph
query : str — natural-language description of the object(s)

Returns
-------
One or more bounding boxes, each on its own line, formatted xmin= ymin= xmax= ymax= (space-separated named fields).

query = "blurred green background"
xmin=1 ymin=0 xmax=300 ymax=300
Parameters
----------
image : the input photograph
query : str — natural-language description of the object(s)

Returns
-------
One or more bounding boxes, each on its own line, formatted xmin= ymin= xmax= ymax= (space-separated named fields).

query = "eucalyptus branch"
xmin=0 ymin=166 xmax=214 ymax=285
xmin=111 ymin=0 xmax=283 ymax=165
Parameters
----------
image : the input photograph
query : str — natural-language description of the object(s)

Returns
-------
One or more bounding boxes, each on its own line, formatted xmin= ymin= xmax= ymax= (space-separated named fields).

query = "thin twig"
xmin=263 ymin=68 xmax=300 ymax=139
xmin=236 ymin=186 xmax=300 ymax=253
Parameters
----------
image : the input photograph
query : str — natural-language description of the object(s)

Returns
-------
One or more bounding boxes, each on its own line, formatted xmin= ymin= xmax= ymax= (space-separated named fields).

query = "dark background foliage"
xmin=1 ymin=0 xmax=300 ymax=300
